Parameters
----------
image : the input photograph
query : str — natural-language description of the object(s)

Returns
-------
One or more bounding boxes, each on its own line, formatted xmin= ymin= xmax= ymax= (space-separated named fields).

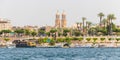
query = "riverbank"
xmin=0 ymin=36 xmax=120 ymax=48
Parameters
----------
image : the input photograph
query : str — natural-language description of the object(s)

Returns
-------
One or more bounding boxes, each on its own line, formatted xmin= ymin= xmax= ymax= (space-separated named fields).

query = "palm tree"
xmin=82 ymin=17 xmax=86 ymax=36
xmin=76 ymin=22 xmax=79 ymax=30
xmin=79 ymin=22 xmax=82 ymax=30
xmin=98 ymin=12 xmax=104 ymax=27
xmin=86 ymin=21 xmax=92 ymax=29
xmin=102 ymin=18 xmax=107 ymax=29
xmin=86 ymin=21 xmax=92 ymax=36
xmin=86 ymin=21 xmax=88 ymax=29
xmin=106 ymin=18 xmax=110 ymax=35
xmin=107 ymin=14 xmax=116 ymax=35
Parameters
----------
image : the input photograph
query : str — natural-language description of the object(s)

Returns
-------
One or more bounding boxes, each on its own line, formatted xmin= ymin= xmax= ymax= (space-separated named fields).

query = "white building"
xmin=0 ymin=18 xmax=12 ymax=31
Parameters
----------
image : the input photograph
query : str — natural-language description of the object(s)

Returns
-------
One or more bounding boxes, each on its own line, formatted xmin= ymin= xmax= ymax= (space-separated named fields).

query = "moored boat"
xmin=12 ymin=40 xmax=36 ymax=48
xmin=5 ymin=42 xmax=16 ymax=48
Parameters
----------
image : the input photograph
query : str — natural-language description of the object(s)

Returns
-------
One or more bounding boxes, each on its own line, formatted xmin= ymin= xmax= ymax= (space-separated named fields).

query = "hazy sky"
xmin=0 ymin=0 xmax=120 ymax=27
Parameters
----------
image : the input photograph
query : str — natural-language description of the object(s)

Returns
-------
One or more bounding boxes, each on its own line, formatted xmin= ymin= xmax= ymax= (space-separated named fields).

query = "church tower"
xmin=55 ymin=11 xmax=60 ymax=28
xmin=61 ymin=11 xmax=67 ymax=28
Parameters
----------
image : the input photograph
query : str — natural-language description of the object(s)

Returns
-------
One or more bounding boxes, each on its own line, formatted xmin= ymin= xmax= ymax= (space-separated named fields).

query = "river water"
xmin=0 ymin=48 xmax=120 ymax=60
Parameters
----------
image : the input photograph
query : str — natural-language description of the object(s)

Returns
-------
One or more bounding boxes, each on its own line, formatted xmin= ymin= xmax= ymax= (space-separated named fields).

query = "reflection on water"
xmin=0 ymin=48 xmax=120 ymax=60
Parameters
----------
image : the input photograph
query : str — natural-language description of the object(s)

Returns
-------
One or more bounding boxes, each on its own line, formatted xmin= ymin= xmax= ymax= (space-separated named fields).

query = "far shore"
xmin=0 ymin=36 xmax=120 ymax=48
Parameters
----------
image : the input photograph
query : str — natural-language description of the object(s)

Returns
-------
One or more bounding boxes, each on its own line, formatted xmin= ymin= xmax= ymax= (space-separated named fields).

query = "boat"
xmin=92 ymin=44 xmax=99 ymax=48
xmin=62 ymin=43 xmax=70 ymax=48
xmin=6 ymin=41 xmax=16 ymax=48
xmin=12 ymin=40 xmax=36 ymax=48
xmin=6 ymin=44 xmax=16 ymax=48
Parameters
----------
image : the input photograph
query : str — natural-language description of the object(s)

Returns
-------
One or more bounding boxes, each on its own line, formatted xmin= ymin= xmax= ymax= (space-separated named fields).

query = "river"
xmin=0 ymin=48 xmax=120 ymax=60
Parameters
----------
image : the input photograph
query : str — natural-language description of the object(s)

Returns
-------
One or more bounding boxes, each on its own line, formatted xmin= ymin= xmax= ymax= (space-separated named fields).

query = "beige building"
xmin=0 ymin=18 xmax=12 ymax=31
xmin=12 ymin=25 xmax=39 ymax=32
xmin=55 ymin=11 xmax=67 ymax=28
xmin=61 ymin=11 xmax=67 ymax=28
xmin=40 ymin=26 xmax=52 ymax=32
xmin=55 ymin=11 xmax=61 ymax=28
xmin=23 ymin=25 xmax=39 ymax=32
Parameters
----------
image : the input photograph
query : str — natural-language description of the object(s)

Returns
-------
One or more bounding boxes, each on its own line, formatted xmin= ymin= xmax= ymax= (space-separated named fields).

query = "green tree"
xmin=50 ymin=29 xmax=57 ymax=36
xmin=74 ymin=31 xmax=81 ymax=36
xmin=31 ymin=31 xmax=37 ymax=37
xmin=88 ymin=27 xmax=97 ymax=36
xmin=1 ymin=30 xmax=11 ymax=33
xmin=1 ymin=30 xmax=11 ymax=37
xmin=24 ymin=29 xmax=31 ymax=36
xmin=46 ymin=32 xmax=50 ymax=37
xmin=63 ymin=29 xmax=70 ymax=37
xmin=14 ymin=29 xmax=24 ymax=37
xmin=38 ymin=30 xmax=45 ymax=36
xmin=50 ymin=29 xmax=57 ymax=41
xmin=50 ymin=29 xmax=57 ymax=33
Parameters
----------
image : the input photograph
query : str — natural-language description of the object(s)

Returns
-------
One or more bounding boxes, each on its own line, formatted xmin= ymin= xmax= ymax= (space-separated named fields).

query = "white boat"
xmin=6 ymin=42 xmax=16 ymax=48
xmin=92 ymin=44 xmax=99 ymax=48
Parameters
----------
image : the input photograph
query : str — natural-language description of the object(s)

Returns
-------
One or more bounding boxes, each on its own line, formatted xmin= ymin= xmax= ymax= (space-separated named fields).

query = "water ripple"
xmin=0 ymin=48 xmax=120 ymax=60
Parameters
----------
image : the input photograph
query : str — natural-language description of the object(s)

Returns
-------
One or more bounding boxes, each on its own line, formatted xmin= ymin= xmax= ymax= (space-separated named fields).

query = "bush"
xmin=65 ymin=37 xmax=71 ymax=44
xmin=49 ymin=39 xmax=55 ymax=46
xmin=100 ymin=38 xmax=105 ymax=41
xmin=73 ymin=37 xmax=79 ymax=40
xmin=57 ymin=38 xmax=64 ymax=42
xmin=116 ymin=38 xmax=120 ymax=41
xmin=74 ymin=31 xmax=81 ymax=36
xmin=43 ymin=37 xmax=48 ymax=43
xmin=65 ymin=37 xmax=70 ymax=40
xmin=93 ymin=38 xmax=98 ymax=42
xmin=67 ymin=37 xmax=73 ymax=40
xmin=79 ymin=37 xmax=83 ymax=41
xmin=38 ymin=38 xmax=44 ymax=44
xmin=108 ymin=38 xmax=114 ymax=40
xmin=4 ymin=38 xmax=10 ymax=41
xmin=86 ymin=38 xmax=91 ymax=42
xmin=32 ymin=38 xmax=36 ymax=40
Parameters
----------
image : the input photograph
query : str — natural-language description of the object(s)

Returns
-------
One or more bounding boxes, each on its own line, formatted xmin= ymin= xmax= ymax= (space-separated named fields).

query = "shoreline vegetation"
xmin=0 ymin=36 xmax=120 ymax=48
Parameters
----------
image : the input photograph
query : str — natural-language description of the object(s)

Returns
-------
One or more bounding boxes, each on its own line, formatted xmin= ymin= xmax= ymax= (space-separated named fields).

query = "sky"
xmin=0 ymin=0 xmax=120 ymax=27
